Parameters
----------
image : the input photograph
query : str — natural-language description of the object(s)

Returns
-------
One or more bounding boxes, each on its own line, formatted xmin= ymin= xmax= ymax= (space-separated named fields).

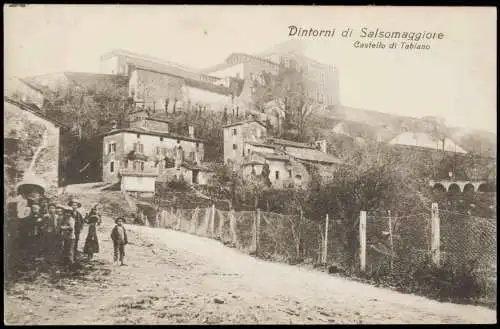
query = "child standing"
xmin=59 ymin=208 xmax=76 ymax=266
xmin=83 ymin=205 xmax=101 ymax=261
xmin=110 ymin=217 xmax=128 ymax=266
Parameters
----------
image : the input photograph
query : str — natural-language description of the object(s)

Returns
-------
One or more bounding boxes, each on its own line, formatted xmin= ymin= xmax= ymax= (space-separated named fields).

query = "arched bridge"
xmin=429 ymin=180 xmax=493 ymax=193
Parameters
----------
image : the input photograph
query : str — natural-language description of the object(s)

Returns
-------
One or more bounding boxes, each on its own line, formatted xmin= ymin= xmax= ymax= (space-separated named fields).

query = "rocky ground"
xmin=4 ymin=185 xmax=497 ymax=324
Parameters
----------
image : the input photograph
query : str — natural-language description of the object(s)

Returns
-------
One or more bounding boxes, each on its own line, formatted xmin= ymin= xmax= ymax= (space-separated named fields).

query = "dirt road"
xmin=4 ymin=214 xmax=496 ymax=325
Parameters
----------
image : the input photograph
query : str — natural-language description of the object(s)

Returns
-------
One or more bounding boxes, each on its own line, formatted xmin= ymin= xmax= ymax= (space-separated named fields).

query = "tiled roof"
xmin=245 ymin=141 xmax=275 ymax=149
xmin=99 ymin=127 xmax=206 ymax=143
xmin=225 ymin=53 xmax=280 ymax=68
xmin=100 ymin=49 xmax=200 ymax=73
xmin=266 ymin=137 xmax=315 ymax=149
xmin=285 ymin=147 xmax=343 ymax=165
xmin=252 ymin=151 xmax=290 ymax=162
xmin=388 ymin=132 xmax=468 ymax=154
xmin=222 ymin=119 xmax=267 ymax=129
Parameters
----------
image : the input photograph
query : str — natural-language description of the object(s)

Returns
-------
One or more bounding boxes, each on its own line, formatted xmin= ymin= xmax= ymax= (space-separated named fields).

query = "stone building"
xmin=222 ymin=119 xmax=268 ymax=165
xmin=4 ymin=97 xmax=68 ymax=197
xmin=99 ymin=113 xmax=206 ymax=192
xmin=203 ymin=40 xmax=340 ymax=109
xmin=222 ymin=118 xmax=342 ymax=189
xmin=100 ymin=49 xmax=244 ymax=114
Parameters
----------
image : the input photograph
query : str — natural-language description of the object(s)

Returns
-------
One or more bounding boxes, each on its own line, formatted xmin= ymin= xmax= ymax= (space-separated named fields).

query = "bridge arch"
xmin=432 ymin=183 xmax=446 ymax=193
xmin=448 ymin=183 xmax=460 ymax=194
xmin=463 ymin=183 xmax=475 ymax=194
xmin=478 ymin=183 xmax=495 ymax=193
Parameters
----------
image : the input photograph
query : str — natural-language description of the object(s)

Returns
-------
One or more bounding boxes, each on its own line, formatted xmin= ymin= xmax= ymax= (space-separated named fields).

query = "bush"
xmin=362 ymin=256 xmax=486 ymax=304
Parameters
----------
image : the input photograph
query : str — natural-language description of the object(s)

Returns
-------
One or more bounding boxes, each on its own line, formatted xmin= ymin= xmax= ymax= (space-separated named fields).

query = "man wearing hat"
xmin=68 ymin=198 xmax=85 ymax=256
xmin=5 ymin=176 xmax=47 ymax=268
xmin=42 ymin=201 xmax=62 ymax=261
xmin=110 ymin=217 xmax=128 ymax=266
xmin=59 ymin=206 xmax=76 ymax=266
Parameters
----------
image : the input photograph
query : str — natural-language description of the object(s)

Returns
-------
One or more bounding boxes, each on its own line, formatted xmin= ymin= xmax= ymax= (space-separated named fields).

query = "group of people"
xmin=14 ymin=197 xmax=102 ymax=267
xmin=7 ymin=178 xmax=130 ymax=270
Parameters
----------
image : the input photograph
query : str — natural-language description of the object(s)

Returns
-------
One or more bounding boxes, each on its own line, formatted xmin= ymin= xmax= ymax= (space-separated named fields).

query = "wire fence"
xmin=137 ymin=203 xmax=496 ymax=304
xmin=365 ymin=212 xmax=431 ymax=279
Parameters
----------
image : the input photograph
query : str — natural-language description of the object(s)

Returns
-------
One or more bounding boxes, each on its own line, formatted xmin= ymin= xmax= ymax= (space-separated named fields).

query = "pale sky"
xmin=4 ymin=5 xmax=497 ymax=133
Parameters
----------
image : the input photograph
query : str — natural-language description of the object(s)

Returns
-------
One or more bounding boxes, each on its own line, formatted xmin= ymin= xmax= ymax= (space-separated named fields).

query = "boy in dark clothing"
xmin=29 ymin=204 xmax=44 ymax=258
xmin=59 ymin=208 xmax=76 ymax=266
xmin=68 ymin=199 xmax=85 ymax=255
xmin=110 ymin=218 xmax=128 ymax=266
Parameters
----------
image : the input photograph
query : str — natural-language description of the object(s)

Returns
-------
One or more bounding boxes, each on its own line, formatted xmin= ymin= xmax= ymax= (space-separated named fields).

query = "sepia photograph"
xmin=3 ymin=4 xmax=497 ymax=325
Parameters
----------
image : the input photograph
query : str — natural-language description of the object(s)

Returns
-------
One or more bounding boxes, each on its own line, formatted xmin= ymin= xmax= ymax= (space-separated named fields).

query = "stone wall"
xmin=4 ymin=101 xmax=60 ymax=198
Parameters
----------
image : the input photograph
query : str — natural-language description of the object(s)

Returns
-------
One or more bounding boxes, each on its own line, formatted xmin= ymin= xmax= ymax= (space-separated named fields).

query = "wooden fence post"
xmin=210 ymin=204 xmax=216 ymax=237
xmin=230 ymin=209 xmax=237 ymax=246
xmin=191 ymin=207 xmax=199 ymax=233
xmin=359 ymin=211 xmax=367 ymax=273
xmin=176 ymin=208 xmax=182 ymax=231
xmin=161 ymin=209 xmax=166 ymax=228
xmin=388 ymin=210 xmax=394 ymax=272
xmin=218 ymin=209 xmax=224 ymax=240
xmin=431 ymin=203 xmax=440 ymax=267
xmin=253 ymin=209 xmax=261 ymax=255
xmin=322 ymin=213 xmax=329 ymax=264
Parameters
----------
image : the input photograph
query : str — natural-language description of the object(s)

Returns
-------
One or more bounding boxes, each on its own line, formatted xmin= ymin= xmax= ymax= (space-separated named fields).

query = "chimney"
xmin=188 ymin=126 xmax=195 ymax=138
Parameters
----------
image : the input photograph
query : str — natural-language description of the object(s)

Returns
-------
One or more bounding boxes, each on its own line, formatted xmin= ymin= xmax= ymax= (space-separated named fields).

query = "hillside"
xmin=312 ymin=104 xmax=496 ymax=158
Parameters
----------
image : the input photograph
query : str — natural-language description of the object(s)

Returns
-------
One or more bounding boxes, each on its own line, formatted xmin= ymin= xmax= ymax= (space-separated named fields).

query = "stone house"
xmin=99 ymin=49 xmax=244 ymax=114
xmin=222 ymin=118 xmax=342 ymax=189
xmin=98 ymin=114 xmax=206 ymax=193
xmin=158 ymin=162 xmax=216 ymax=186
xmin=222 ymin=119 xmax=269 ymax=165
xmin=4 ymin=97 xmax=69 ymax=197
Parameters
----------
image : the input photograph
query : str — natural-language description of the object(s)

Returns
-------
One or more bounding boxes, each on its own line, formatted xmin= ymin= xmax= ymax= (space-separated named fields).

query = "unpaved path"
xmin=4 ymin=214 xmax=496 ymax=324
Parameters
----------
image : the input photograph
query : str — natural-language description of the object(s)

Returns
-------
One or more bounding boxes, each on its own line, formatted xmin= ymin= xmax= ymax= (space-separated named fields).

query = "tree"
xmin=47 ymin=78 xmax=130 ymax=141
xmin=251 ymin=66 xmax=315 ymax=142
xmin=305 ymin=142 xmax=432 ymax=266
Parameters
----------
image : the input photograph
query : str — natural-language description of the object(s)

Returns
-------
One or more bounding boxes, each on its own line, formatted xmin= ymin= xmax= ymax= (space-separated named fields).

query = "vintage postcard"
xmin=3 ymin=4 xmax=497 ymax=325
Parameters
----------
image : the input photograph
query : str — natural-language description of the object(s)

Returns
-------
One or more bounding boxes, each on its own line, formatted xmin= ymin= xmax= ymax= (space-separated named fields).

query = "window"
xmin=196 ymin=142 xmax=199 ymax=147
xmin=295 ymin=175 xmax=302 ymax=180
xmin=248 ymin=149 xmax=251 ymax=155
xmin=110 ymin=161 xmax=114 ymax=173
xmin=134 ymin=142 xmax=144 ymax=153
xmin=156 ymin=147 xmax=161 ymax=155
xmin=288 ymin=170 xmax=292 ymax=178
xmin=162 ymin=147 xmax=167 ymax=156
xmin=132 ymin=161 xmax=137 ymax=170
xmin=107 ymin=142 xmax=117 ymax=154
xmin=137 ymin=133 xmax=141 ymax=139
xmin=275 ymin=171 xmax=280 ymax=180
xmin=160 ymin=137 xmax=164 ymax=142
xmin=233 ymin=144 xmax=237 ymax=150
xmin=141 ymin=162 xmax=145 ymax=171
xmin=232 ymin=128 xmax=237 ymax=136
xmin=124 ymin=160 xmax=128 ymax=168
